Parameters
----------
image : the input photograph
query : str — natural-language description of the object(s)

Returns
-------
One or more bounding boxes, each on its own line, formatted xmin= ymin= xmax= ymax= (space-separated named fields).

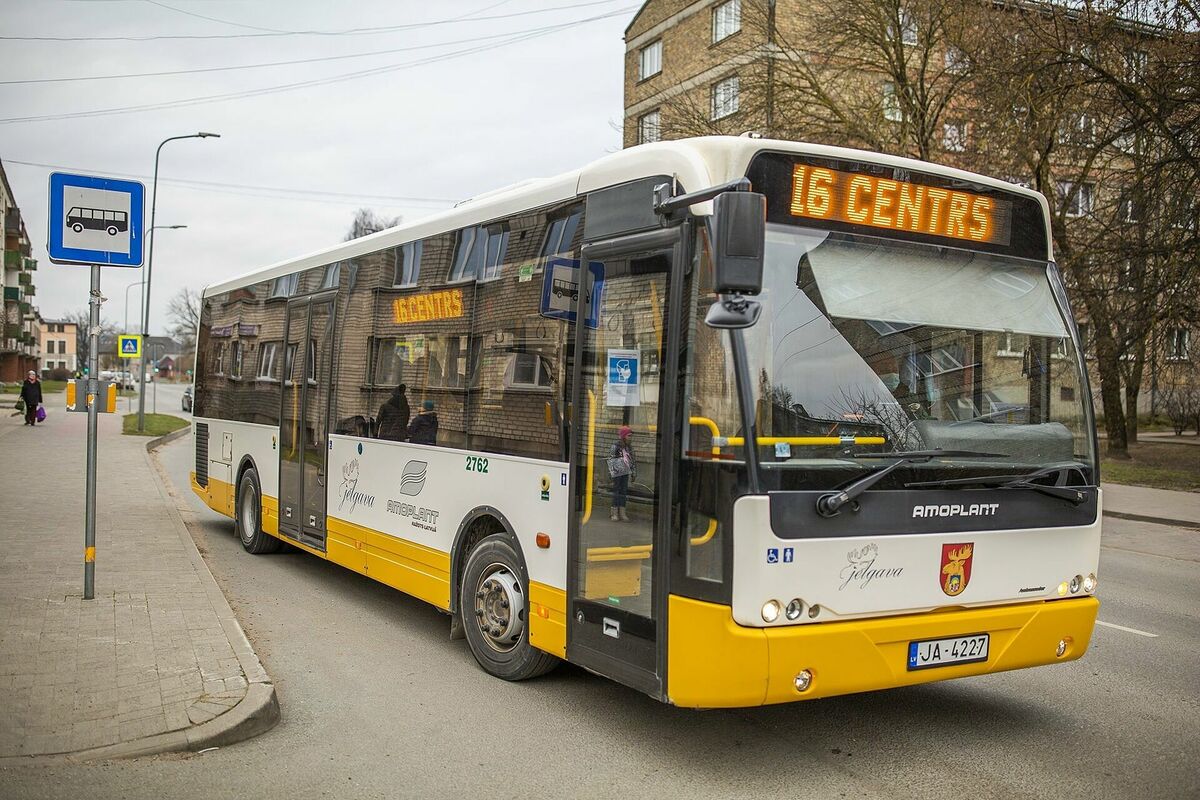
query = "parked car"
xmin=182 ymin=385 xmax=193 ymax=412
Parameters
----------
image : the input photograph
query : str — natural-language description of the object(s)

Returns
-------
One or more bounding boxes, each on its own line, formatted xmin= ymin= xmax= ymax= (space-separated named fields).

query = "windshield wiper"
xmin=904 ymin=465 xmax=1089 ymax=505
xmin=816 ymin=449 xmax=1009 ymax=518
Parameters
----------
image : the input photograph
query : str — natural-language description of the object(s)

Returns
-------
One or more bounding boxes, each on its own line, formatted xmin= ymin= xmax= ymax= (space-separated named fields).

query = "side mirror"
xmin=706 ymin=191 xmax=766 ymax=329
xmin=708 ymin=191 xmax=766 ymax=295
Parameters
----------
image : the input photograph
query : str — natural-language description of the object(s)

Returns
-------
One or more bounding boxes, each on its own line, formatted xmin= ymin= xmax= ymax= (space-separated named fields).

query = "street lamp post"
xmin=138 ymin=133 xmax=218 ymax=431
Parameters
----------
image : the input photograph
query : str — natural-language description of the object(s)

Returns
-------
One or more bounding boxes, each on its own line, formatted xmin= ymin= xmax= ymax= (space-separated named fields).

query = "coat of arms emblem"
xmin=940 ymin=543 xmax=974 ymax=597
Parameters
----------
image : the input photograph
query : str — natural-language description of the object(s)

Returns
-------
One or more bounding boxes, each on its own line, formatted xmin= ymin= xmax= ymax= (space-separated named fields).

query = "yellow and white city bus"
xmin=192 ymin=136 xmax=1101 ymax=707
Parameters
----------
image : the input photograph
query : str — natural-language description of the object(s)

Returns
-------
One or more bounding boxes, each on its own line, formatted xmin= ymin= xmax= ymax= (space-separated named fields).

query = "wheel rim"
xmin=473 ymin=563 xmax=525 ymax=653
xmin=240 ymin=484 xmax=257 ymax=542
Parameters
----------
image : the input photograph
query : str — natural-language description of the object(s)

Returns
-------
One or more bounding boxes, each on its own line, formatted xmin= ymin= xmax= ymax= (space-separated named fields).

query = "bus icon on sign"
xmin=67 ymin=207 xmax=128 ymax=236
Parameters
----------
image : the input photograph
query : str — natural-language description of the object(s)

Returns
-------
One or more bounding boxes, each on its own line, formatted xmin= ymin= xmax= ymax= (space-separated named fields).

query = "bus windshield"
xmin=741 ymin=224 xmax=1095 ymax=487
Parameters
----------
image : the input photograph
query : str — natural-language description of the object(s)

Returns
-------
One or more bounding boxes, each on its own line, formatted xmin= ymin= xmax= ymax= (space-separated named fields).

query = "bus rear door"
xmin=279 ymin=292 xmax=336 ymax=550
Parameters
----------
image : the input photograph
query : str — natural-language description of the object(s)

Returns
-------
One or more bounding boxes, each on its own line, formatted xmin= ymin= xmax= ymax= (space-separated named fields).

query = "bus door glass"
xmin=569 ymin=244 xmax=675 ymax=687
xmin=278 ymin=294 xmax=336 ymax=549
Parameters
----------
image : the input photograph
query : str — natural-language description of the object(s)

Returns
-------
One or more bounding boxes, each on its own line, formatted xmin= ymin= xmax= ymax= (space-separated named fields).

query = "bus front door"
xmin=278 ymin=294 xmax=336 ymax=550
xmin=568 ymin=230 xmax=681 ymax=698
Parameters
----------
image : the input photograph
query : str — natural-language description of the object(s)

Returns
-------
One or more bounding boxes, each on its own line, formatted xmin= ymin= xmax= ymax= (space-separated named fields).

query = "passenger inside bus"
xmin=377 ymin=384 xmax=410 ymax=441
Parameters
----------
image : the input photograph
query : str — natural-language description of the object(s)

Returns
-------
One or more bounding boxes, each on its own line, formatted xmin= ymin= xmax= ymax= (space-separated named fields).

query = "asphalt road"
xmin=3 ymin=433 xmax=1197 ymax=800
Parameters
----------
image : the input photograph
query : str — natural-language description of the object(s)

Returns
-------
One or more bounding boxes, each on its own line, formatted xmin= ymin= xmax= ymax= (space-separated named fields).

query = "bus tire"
xmin=106 ymin=225 xmax=118 ymax=235
xmin=460 ymin=533 xmax=558 ymax=681
xmin=237 ymin=468 xmax=280 ymax=555
xmin=72 ymin=223 xmax=83 ymax=233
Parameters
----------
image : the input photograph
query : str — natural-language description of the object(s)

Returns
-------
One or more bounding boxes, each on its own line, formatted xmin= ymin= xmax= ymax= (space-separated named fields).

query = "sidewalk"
xmin=0 ymin=399 xmax=277 ymax=761
xmin=1102 ymin=482 xmax=1200 ymax=529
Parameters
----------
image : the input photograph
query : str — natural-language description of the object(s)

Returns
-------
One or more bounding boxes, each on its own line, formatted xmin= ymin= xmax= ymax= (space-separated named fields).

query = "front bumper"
xmin=667 ymin=594 xmax=1099 ymax=707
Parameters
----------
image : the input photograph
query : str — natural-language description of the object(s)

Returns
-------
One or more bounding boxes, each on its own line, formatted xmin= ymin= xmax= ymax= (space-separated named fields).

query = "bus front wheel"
xmin=237 ymin=468 xmax=280 ymax=554
xmin=460 ymin=534 xmax=558 ymax=681
xmin=72 ymin=223 xmax=83 ymax=233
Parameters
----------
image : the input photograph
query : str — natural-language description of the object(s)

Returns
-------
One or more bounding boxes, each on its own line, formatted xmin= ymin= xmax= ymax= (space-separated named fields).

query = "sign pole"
xmin=84 ymin=265 xmax=101 ymax=600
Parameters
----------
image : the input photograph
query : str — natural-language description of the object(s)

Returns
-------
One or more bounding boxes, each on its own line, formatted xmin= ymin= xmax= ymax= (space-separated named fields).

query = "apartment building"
xmin=39 ymin=319 xmax=78 ymax=377
xmin=1 ymin=159 xmax=41 ymax=382
xmin=622 ymin=0 xmax=1197 ymax=420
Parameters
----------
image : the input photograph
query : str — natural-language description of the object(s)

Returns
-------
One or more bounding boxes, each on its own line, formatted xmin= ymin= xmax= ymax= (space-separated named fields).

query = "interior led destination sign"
xmin=393 ymin=288 xmax=464 ymax=324
xmin=789 ymin=164 xmax=1012 ymax=245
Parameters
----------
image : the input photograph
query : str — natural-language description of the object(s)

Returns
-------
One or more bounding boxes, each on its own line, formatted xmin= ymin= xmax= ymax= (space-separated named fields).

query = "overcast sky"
xmin=0 ymin=0 xmax=636 ymax=335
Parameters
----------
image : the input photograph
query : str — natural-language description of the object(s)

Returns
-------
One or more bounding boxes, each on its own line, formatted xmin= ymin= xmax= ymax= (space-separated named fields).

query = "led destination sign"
xmin=789 ymin=164 xmax=1012 ymax=246
xmin=392 ymin=288 xmax=464 ymax=324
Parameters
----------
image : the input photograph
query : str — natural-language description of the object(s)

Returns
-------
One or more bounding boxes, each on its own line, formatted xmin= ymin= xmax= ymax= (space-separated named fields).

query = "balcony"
xmin=24 ymin=257 xmax=36 ymax=271
xmin=3 ymin=323 xmax=19 ymax=339
xmin=18 ymin=272 xmax=32 ymax=286
xmin=4 ymin=209 xmax=19 ymax=236
xmin=18 ymin=301 xmax=30 ymax=315
xmin=4 ymin=250 xmax=21 ymax=269
xmin=3 ymin=286 xmax=19 ymax=302
xmin=23 ymin=285 xmax=35 ymax=297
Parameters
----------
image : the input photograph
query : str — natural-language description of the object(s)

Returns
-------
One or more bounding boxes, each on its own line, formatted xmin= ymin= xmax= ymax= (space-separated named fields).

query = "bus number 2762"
xmin=465 ymin=456 xmax=490 ymax=474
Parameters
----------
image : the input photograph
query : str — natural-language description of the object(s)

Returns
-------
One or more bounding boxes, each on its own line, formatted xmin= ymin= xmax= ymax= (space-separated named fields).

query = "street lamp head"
xmin=197 ymin=132 xmax=220 ymax=138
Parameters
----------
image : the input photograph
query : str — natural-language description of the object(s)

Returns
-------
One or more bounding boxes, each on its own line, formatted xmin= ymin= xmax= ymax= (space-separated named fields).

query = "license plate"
xmin=907 ymin=633 xmax=989 ymax=671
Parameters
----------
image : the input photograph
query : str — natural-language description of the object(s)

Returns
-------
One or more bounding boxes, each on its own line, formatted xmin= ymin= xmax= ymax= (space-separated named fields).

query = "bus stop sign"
xmin=47 ymin=172 xmax=145 ymax=267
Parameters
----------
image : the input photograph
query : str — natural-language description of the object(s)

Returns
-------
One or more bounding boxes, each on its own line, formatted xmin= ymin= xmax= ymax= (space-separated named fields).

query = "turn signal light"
xmin=535 ymin=532 xmax=550 ymax=549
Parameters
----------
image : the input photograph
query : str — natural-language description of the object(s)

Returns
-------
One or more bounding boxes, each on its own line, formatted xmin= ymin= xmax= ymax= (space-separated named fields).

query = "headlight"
xmin=1083 ymin=573 xmax=1097 ymax=593
xmin=761 ymin=600 xmax=781 ymax=623
xmin=1069 ymin=575 xmax=1082 ymax=594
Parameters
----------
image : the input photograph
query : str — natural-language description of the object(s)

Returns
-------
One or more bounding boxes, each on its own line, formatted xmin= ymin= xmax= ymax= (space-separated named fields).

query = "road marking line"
xmin=1096 ymin=620 xmax=1158 ymax=638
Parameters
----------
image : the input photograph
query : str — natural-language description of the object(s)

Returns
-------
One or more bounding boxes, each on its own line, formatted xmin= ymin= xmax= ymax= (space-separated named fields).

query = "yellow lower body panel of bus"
xmin=667 ymin=594 xmax=1099 ymax=708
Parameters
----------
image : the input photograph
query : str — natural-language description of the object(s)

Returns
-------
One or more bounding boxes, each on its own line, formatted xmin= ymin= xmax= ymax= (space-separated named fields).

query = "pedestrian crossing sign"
xmin=118 ymin=334 xmax=141 ymax=359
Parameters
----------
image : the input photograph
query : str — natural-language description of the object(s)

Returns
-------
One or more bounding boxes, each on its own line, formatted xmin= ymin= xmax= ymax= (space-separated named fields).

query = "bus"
xmin=192 ymin=136 xmax=1101 ymax=707
xmin=66 ymin=206 xmax=128 ymax=236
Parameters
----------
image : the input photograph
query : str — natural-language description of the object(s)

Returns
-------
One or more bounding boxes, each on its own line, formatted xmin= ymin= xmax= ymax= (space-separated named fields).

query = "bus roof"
xmin=203 ymin=136 xmax=1052 ymax=298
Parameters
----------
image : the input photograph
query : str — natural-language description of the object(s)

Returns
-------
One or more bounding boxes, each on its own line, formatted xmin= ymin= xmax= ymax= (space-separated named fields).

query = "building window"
xmin=213 ymin=343 xmax=226 ymax=376
xmin=320 ymin=261 xmax=341 ymax=290
xmin=1119 ymin=195 xmax=1142 ymax=223
xmin=711 ymin=75 xmax=739 ymax=120
xmin=638 ymin=109 xmax=661 ymax=144
xmin=944 ymin=46 xmax=968 ymax=74
xmin=505 ymin=353 xmax=553 ymax=389
xmin=230 ymin=341 xmax=243 ymax=379
xmin=1058 ymin=181 xmax=1094 ymax=217
xmin=1167 ymin=328 xmax=1190 ymax=360
xmin=883 ymin=82 xmax=902 ymax=122
xmin=998 ymin=331 xmax=1026 ymax=357
xmin=450 ymin=225 xmax=509 ymax=282
xmin=712 ymin=0 xmax=741 ymax=43
xmin=1125 ymin=49 xmax=1147 ymax=82
xmin=270 ymin=272 xmax=298 ymax=298
xmin=889 ymin=9 xmax=918 ymax=45
xmin=541 ymin=206 xmax=583 ymax=261
xmin=942 ymin=122 xmax=967 ymax=152
xmin=394 ymin=241 xmax=423 ymax=287
xmin=257 ymin=341 xmax=280 ymax=380
xmin=1058 ymin=112 xmax=1095 ymax=144
xmin=638 ymin=40 xmax=661 ymax=80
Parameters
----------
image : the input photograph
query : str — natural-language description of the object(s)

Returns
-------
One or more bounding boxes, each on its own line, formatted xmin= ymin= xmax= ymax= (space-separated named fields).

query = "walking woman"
xmin=20 ymin=370 xmax=42 ymax=426
xmin=608 ymin=425 xmax=636 ymax=521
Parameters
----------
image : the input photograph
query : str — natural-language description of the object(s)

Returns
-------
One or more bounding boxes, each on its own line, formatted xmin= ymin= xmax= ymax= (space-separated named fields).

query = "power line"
xmin=141 ymin=0 xmax=517 ymax=36
xmin=2 ymin=158 xmax=456 ymax=207
xmin=0 ymin=0 xmax=622 ymax=42
xmin=0 ymin=7 xmax=635 ymax=124
xmin=0 ymin=23 xmax=555 ymax=86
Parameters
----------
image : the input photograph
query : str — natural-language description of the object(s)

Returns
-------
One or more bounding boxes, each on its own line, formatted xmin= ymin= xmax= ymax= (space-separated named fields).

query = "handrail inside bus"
xmin=582 ymin=389 xmax=596 ymax=525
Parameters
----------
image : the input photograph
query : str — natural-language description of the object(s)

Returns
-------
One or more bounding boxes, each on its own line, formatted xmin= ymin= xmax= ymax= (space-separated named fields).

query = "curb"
xmin=1103 ymin=509 xmax=1200 ymax=530
xmin=144 ymin=422 xmax=192 ymax=452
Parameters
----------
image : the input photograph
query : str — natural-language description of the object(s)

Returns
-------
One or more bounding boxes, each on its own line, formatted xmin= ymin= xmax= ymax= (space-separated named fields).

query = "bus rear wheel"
xmin=237 ymin=468 xmax=280 ymax=554
xmin=460 ymin=534 xmax=557 ymax=681
xmin=72 ymin=223 xmax=83 ymax=233
xmin=106 ymin=225 xmax=118 ymax=235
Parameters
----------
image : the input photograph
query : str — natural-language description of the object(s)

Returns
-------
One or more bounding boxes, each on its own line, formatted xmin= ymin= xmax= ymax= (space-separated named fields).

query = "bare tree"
xmin=166 ymin=286 xmax=201 ymax=351
xmin=63 ymin=309 xmax=116 ymax=372
xmin=344 ymin=208 xmax=400 ymax=241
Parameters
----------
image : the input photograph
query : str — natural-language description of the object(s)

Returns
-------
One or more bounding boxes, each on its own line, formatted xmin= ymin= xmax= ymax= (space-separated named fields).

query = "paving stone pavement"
xmin=0 ymin=400 xmax=275 ymax=759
